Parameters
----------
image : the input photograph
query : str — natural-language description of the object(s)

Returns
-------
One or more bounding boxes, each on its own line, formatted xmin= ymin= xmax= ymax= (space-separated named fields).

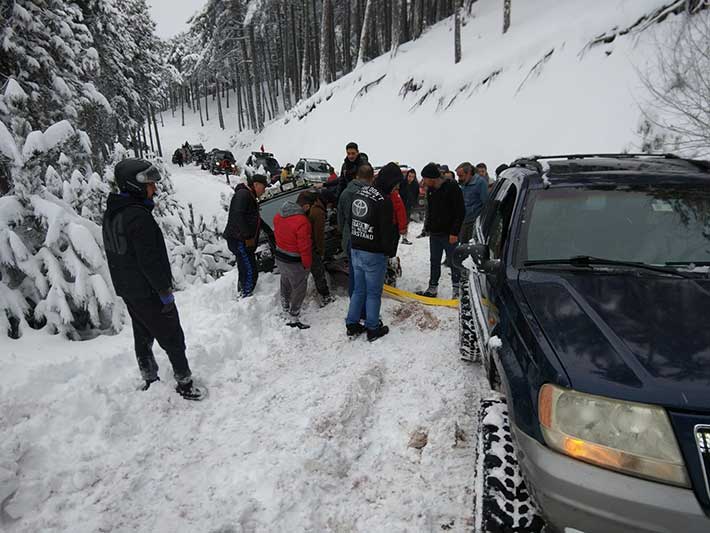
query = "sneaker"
xmin=367 ymin=324 xmax=390 ymax=342
xmin=175 ymin=380 xmax=207 ymax=401
xmin=416 ymin=287 xmax=438 ymax=298
xmin=346 ymin=323 xmax=367 ymax=337
xmin=401 ymin=237 xmax=413 ymax=245
xmin=140 ymin=377 xmax=160 ymax=391
xmin=287 ymin=320 xmax=311 ymax=330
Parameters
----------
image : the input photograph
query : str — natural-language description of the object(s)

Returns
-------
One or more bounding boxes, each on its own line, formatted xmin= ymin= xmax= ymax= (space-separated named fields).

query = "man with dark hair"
xmin=273 ymin=191 xmax=313 ymax=329
xmin=417 ymin=162 xmax=465 ymax=299
xmin=476 ymin=162 xmax=493 ymax=189
xmin=307 ymin=190 xmax=334 ymax=306
xmin=346 ymin=162 xmax=399 ymax=342
xmin=337 ymin=141 xmax=368 ymax=197
xmin=103 ymin=158 xmax=205 ymax=401
xmin=223 ymin=174 xmax=268 ymax=298
xmin=338 ymin=163 xmax=374 ymax=302
xmin=456 ymin=161 xmax=489 ymax=243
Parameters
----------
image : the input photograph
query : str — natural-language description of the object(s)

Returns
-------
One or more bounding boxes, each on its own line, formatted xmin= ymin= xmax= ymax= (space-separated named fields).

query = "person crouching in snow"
xmin=223 ymin=174 xmax=268 ymax=298
xmin=102 ymin=159 xmax=206 ymax=401
xmin=274 ymin=192 xmax=313 ymax=329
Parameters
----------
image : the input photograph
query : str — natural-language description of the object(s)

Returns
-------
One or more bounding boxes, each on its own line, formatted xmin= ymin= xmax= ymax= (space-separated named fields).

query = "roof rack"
xmin=510 ymin=153 xmax=709 ymax=176
xmin=516 ymin=153 xmax=680 ymax=161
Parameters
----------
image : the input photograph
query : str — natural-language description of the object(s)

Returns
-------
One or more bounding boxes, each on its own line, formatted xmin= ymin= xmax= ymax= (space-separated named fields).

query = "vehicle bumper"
xmin=513 ymin=425 xmax=710 ymax=533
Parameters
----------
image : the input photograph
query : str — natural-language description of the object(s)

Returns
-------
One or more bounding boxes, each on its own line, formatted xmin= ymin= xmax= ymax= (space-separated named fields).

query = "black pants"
xmin=123 ymin=296 xmax=192 ymax=384
xmin=310 ymin=253 xmax=330 ymax=297
xmin=227 ymin=238 xmax=258 ymax=296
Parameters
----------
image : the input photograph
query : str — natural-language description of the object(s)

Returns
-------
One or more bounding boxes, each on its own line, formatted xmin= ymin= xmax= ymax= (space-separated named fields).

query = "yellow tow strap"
xmin=383 ymin=285 xmax=459 ymax=308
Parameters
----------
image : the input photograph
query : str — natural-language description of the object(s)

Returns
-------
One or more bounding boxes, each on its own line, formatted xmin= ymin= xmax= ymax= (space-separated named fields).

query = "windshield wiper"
xmin=524 ymin=256 xmax=691 ymax=278
xmin=666 ymin=261 xmax=710 ymax=266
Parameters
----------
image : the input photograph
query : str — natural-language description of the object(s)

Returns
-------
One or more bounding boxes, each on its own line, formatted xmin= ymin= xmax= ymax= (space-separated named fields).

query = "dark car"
xmin=207 ymin=149 xmax=236 ymax=175
xmin=190 ymin=143 xmax=206 ymax=164
xmin=455 ymin=154 xmax=710 ymax=533
xmin=247 ymin=151 xmax=281 ymax=181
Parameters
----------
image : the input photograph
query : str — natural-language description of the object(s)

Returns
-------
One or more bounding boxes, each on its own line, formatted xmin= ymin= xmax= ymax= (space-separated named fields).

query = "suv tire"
xmin=459 ymin=273 xmax=480 ymax=362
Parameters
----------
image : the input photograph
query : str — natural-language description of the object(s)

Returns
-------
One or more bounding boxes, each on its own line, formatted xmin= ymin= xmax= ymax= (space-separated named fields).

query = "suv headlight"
xmin=539 ymin=384 xmax=689 ymax=487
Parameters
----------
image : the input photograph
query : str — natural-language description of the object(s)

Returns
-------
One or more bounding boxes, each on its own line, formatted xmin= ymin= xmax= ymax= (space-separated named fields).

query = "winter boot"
xmin=367 ymin=324 xmax=390 ymax=342
xmin=416 ymin=286 xmax=438 ymax=298
xmin=287 ymin=320 xmax=311 ymax=330
xmin=140 ymin=376 xmax=160 ymax=391
xmin=346 ymin=323 xmax=367 ymax=337
xmin=319 ymin=294 xmax=335 ymax=308
xmin=175 ymin=380 xmax=207 ymax=401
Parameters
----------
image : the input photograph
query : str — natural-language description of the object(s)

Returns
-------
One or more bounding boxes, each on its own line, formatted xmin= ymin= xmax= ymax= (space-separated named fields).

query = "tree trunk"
xmin=150 ymin=105 xmax=163 ymax=157
xmin=454 ymin=5 xmax=462 ymax=63
xmin=249 ymin=25 xmax=265 ymax=127
xmin=503 ymin=0 xmax=511 ymax=34
xmin=180 ymin=85 xmax=185 ymax=127
xmin=241 ymin=27 xmax=259 ymax=131
xmin=343 ymin=0 xmax=352 ymax=74
xmin=357 ymin=0 xmax=374 ymax=66
xmin=235 ymin=62 xmax=244 ymax=131
xmin=290 ymin=3 xmax=302 ymax=101
xmin=400 ymin=0 xmax=409 ymax=44
xmin=204 ymin=78 xmax=210 ymax=121
xmin=216 ymin=79 xmax=225 ymax=130
xmin=146 ymin=114 xmax=155 ymax=153
xmin=196 ymin=78 xmax=205 ymax=127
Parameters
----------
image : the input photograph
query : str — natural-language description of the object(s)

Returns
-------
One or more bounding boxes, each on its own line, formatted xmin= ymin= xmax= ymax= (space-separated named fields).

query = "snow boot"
xmin=416 ymin=286 xmax=438 ymax=298
xmin=140 ymin=377 xmax=160 ymax=391
xmin=367 ymin=324 xmax=390 ymax=342
xmin=346 ymin=323 xmax=367 ymax=337
xmin=175 ymin=381 xmax=207 ymax=401
xmin=287 ymin=320 xmax=311 ymax=330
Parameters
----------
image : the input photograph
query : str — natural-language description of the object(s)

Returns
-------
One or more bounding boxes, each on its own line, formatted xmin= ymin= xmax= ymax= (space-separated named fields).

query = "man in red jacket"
xmin=273 ymin=192 xmax=313 ymax=329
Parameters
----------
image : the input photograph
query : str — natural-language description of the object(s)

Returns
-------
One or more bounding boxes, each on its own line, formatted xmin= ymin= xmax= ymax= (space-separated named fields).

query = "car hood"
xmin=518 ymin=270 xmax=710 ymax=411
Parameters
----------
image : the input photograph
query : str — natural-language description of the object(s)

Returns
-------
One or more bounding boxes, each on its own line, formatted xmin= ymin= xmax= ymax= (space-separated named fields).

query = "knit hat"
xmin=376 ymin=162 xmax=402 ymax=195
xmin=421 ymin=162 xmax=441 ymax=179
xmin=251 ymin=174 xmax=268 ymax=186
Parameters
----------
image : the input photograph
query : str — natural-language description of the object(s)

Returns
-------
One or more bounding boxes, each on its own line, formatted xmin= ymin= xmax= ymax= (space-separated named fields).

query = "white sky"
xmin=148 ymin=0 xmax=206 ymax=40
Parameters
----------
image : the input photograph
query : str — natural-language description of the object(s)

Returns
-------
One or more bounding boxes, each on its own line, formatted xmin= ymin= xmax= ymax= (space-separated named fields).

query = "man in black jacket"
xmin=223 ymin=174 xmax=268 ymax=297
xmin=417 ymin=162 xmax=465 ymax=299
xmin=336 ymin=142 xmax=368 ymax=198
xmin=103 ymin=158 xmax=205 ymax=401
xmin=345 ymin=162 xmax=398 ymax=342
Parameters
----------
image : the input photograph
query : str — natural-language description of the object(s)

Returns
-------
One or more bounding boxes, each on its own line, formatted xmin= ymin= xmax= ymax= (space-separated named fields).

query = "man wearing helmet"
xmin=102 ymin=158 xmax=205 ymax=401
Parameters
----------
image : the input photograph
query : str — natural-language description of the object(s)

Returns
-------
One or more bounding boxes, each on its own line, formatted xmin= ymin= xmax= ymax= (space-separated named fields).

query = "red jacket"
xmin=391 ymin=190 xmax=408 ymax=233
xmin=273 ymin=202 xmax=313 ymax=269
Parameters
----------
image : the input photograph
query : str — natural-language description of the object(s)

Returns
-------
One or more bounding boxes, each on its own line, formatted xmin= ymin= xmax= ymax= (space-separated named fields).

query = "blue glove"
xmin=159 ymin=292 xmax=175 ymax=305
xmin=159 ymin=291 xmax=176 ymax=314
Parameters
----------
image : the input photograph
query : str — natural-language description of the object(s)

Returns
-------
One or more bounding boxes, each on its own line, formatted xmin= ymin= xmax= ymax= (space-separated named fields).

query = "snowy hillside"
xmin=159 ymin=0 xmax=685 ymax=172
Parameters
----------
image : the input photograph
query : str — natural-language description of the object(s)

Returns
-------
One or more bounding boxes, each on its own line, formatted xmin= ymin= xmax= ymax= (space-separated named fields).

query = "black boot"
xmin=287 ymin=319 xmax=311 ymax=329
xmin=175 ymin=380 xmax=207 ymax=401
xmin=367 ymin=324 xmax=390 ymax=342
xmin=346 ymin=323 xmax=367 ymax=337
xmin=140 ymin=377 xmax=160 ymax=391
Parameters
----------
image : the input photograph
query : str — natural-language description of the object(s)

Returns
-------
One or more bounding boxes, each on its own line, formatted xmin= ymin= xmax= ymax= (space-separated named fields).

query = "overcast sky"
xmin=148 ymin=0 xmax=206 ymax=40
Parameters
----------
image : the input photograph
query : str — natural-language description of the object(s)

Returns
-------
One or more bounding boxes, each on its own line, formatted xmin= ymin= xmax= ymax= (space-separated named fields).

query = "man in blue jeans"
xmin=417 ymin=162 xmax=465 ymax=299
xmin=345 ymin=162 xmax=400 ymax=342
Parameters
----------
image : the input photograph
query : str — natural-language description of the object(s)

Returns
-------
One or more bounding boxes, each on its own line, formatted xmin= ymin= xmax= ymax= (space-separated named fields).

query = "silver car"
xmin=294 ymin=158 xmax=335 ymax=185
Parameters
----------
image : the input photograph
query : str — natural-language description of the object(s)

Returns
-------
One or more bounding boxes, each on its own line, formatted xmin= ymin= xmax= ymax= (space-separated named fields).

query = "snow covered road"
xmin=0 ymin=167 xmax=487 ymax=532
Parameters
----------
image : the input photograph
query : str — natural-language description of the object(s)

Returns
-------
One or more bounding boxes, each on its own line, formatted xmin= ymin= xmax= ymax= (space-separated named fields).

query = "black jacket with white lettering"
xmin=349 ymin=185 xmax=397 ymax=257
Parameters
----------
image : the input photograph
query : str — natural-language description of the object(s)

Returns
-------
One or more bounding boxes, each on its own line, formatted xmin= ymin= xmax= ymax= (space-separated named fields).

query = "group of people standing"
xmin=100 ymin=141 xmax=492 ymax=399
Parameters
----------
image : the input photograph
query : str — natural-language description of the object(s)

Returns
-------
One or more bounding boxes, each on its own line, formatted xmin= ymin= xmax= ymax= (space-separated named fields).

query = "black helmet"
xmin=115 ymin=158 xmax=162 ymax=197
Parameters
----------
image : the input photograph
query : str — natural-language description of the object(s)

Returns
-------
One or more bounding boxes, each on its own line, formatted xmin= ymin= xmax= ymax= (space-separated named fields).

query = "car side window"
xmin=487 ymin=186 xmax=518 ymax=260
xmin=480 ymin=179 xmax=508 ymax=240
xmin=296 ymin=161 xmax=304 ymax=172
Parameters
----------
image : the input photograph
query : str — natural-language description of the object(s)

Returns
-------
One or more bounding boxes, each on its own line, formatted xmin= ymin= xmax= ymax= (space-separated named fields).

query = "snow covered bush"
xmin=0 ymin=120 xmax=121 ymax=339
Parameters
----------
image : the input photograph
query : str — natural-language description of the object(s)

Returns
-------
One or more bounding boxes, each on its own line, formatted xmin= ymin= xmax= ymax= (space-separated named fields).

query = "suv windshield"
xmin=518 ymin=185 xmax=710 ymax=266
xmin=306 ymin=161 xmax=330 ymax=173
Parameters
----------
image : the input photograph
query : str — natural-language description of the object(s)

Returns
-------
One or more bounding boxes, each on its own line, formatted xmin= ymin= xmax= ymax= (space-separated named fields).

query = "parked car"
xmin=454 ymin=154 xmax=710 ymax=533
xmin=208 ymin=150 xmax=236 ymax=175
xmin=246 ymin=151 xmax=281 ymax=181
xmin=294 ymin=158 xmax=334 ymax=185
xmin=190 ymin=143 xmax=206 ymax=165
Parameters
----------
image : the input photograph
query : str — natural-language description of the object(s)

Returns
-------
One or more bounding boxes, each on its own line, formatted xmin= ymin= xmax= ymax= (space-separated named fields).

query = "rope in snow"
xmin=383 ymin=285 xmax=459 ymax=308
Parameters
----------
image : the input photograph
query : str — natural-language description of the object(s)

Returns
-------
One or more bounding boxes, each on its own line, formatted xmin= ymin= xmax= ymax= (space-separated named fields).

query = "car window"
xmin=307 ymin=161 xmax=330 ymax=173
xmin=487 ymin=186 xmax=517 ymax=260
xmin=295 ymin=161 xmax=304 ymax=172
xmin=518 ymin=185 xmax=710 ymax=265
xmin=480 ymin=179 xmax=508 ymax=239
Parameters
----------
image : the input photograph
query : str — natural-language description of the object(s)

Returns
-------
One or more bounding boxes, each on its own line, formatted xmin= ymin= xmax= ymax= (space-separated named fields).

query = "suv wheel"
xmin=473 ymin=395 xmax=546 ymax=533
xmin=459 ymin=273 xmax=480 ymax=362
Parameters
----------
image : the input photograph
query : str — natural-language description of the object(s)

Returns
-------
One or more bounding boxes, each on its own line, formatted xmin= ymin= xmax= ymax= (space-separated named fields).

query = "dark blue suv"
xmin=456 ymin=155 xmax=710 ymax=533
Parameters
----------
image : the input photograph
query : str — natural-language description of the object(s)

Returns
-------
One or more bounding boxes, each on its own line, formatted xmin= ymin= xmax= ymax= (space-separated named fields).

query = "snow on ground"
xmin=169 ymin=164 xmax=234 ymax=222
xmin=1 ymin=162 xmax=483 ymax=532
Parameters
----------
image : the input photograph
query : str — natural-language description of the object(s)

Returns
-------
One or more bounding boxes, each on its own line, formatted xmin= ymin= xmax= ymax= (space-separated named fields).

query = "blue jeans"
xmin=347 ymin=242 xmax=366 ymax=321
xmin=429 ymin=234 xmax=460 ymax=289
xmin=346 ymin=249 xmax=387 ymax=330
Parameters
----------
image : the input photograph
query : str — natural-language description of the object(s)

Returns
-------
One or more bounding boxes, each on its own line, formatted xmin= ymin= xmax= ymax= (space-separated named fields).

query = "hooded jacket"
xmin=350 ymin=185 xmax=397 ymax=258
xmin=337 ymin=178 xmax=366 ymax=251
xmin=273 ymin=201 xmax=312 ymax=269
xmin=307 ymin=196 xmax=327 ymax=258
xmin=223 ymin=183 xmax=261 ymax=243
xmin=425 ymin=178 xmax=465 ymax=237
xmin=337 ymin=152 xmax=368 ymax=197
xmin=102 ymin=193 xmax=172 ymax=299
xmin=461 ymin=175 xmax=489 ymax=224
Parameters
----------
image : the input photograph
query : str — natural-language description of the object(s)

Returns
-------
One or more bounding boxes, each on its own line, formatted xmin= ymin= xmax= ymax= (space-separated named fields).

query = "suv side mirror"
xmin=453 ymin=243 xmax=501 ymax=275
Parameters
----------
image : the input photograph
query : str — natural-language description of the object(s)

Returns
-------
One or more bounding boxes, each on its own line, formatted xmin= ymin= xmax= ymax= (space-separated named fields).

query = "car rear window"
xmin=518 ymin=185 xmax=710 ymax=266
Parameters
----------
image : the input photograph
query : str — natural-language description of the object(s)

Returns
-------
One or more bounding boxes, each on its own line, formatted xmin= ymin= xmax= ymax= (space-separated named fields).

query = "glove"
xmin=159 ymin=290 xmax=176 ymax=314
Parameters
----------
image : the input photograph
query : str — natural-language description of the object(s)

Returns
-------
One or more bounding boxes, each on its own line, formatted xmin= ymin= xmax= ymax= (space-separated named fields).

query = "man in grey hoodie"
xmin=337 ymin=163 xmax=374 ymax=299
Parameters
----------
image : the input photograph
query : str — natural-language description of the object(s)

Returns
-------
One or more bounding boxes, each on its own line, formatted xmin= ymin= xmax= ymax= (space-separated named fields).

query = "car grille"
xmin=697 ymin=425 xmax=710 ymax=499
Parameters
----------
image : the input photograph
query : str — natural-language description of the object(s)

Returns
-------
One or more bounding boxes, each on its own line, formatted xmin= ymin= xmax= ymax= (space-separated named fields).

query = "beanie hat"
xmin=376 ymin=162 xmax=403 ymax=195
xmin=251 ymin=174 xmax=268 ymax=186
xmin=421 ymin=162 xmax=441 ymax=179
